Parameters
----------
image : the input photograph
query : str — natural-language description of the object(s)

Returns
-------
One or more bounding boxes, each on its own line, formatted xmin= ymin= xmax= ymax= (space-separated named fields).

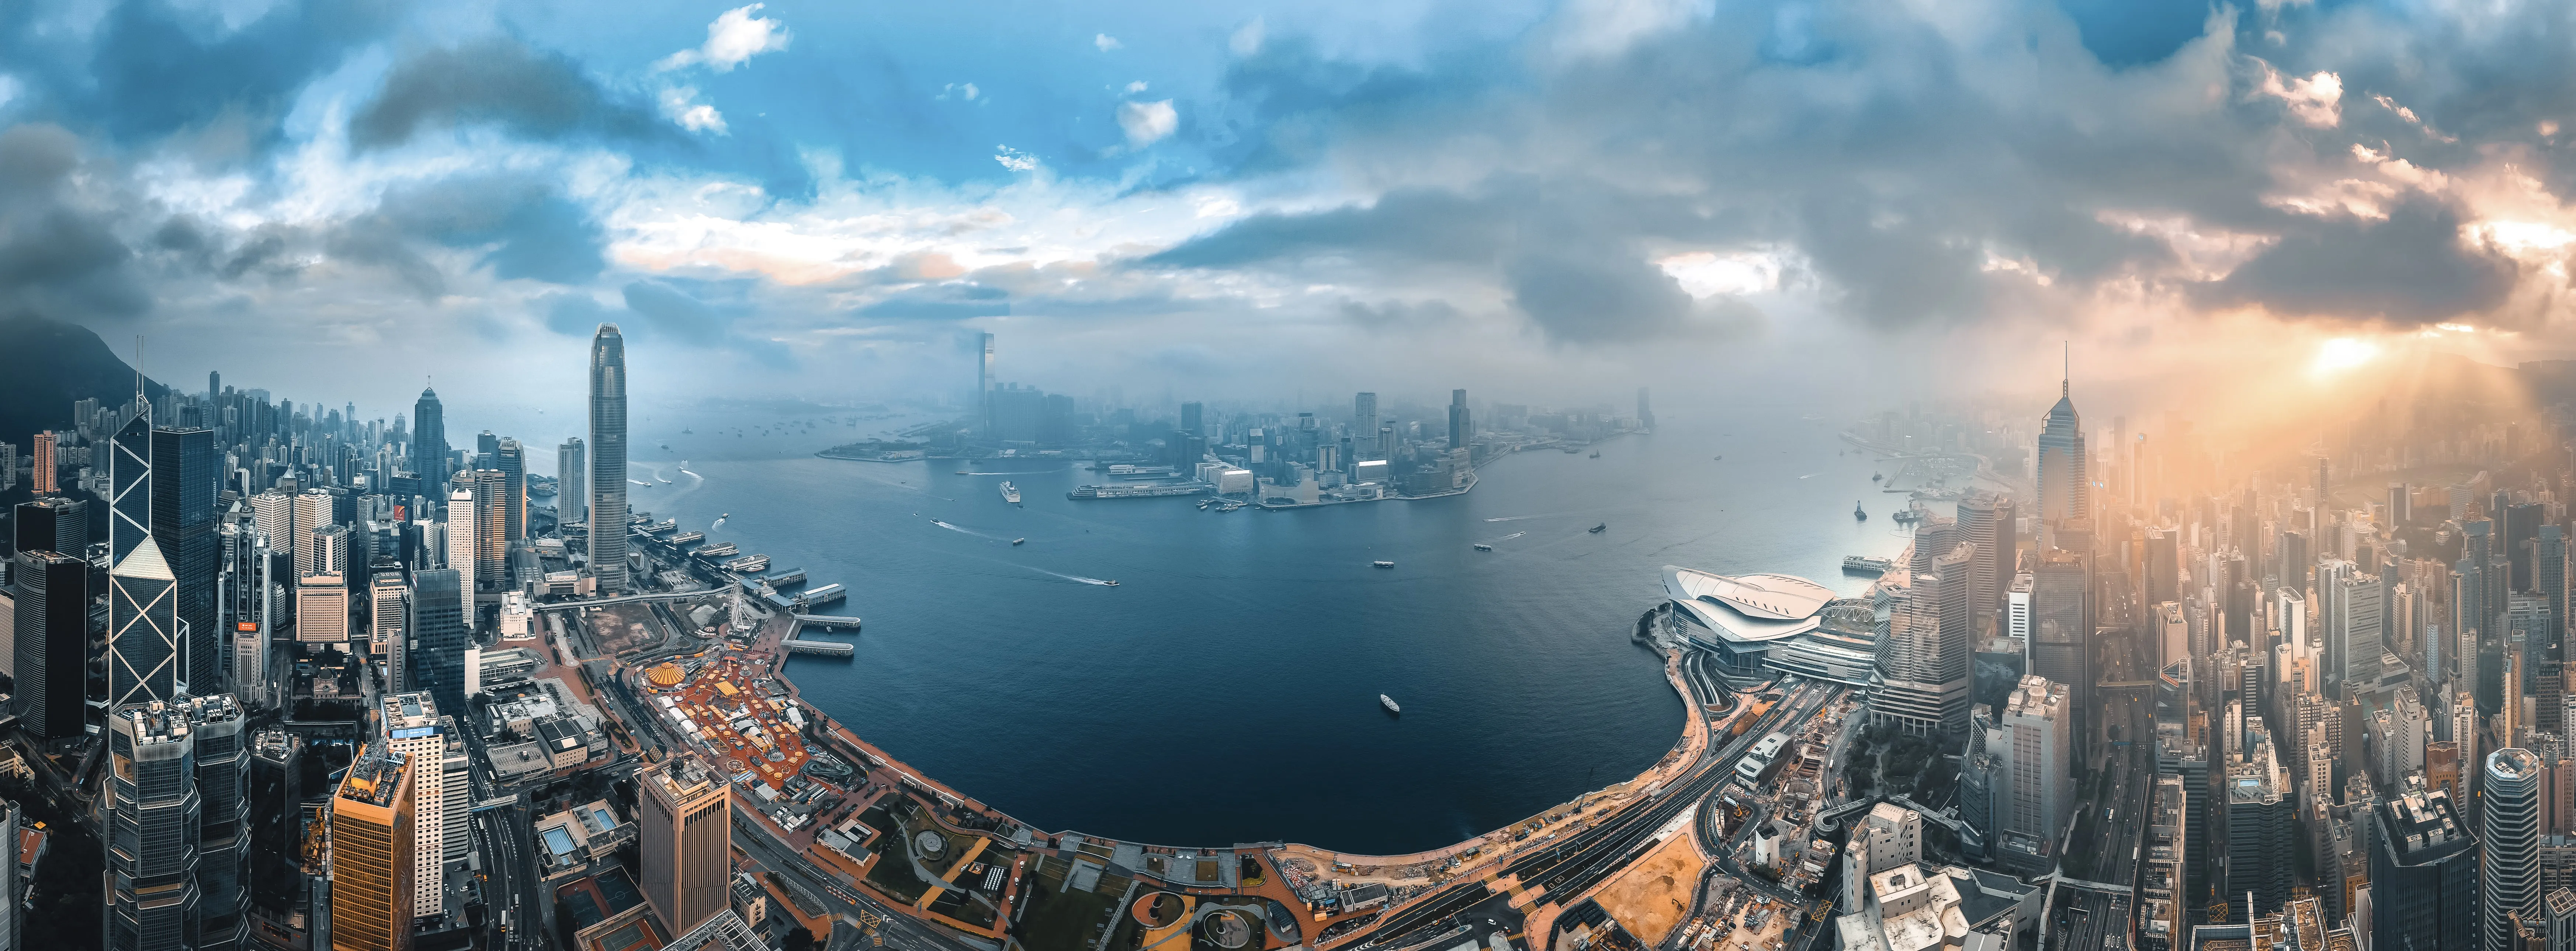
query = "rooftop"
xmin=1661 ymin=566 xmax=1834 ymax=643
xmin=339 ymin=747 xmax=410 ymax=808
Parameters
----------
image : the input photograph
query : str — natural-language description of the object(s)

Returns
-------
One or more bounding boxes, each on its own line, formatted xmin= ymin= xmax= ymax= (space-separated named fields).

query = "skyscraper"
xmin=1637 ymin=386 xmax=1654 ymax=431
xmin=1993 ymin=675 xmax=2071 ymax=872
xmin=2227 ymin=740 xmax=2295 ymax=917
xmin=2490 ymin=748 xmax=2547 ymax=951
xmin=0 ymin=800 xmax=18 ymax=951
xmin=370 ymin=577 xmax=408 ymax=689
xmin=494 ymin=439 xmax=525 ymax=543
xmin=193 ymin=696 xmax=250 ymax=951
xmin=2545 ymin=525 xmax=2568 ymax=661
xmin=1353 ymin=393 xmax=1378 ymax=456
xmin=110 ymin=403 xmax=152 ymax=565
xmin=640 ymin=756 xmax=732 ymax=934
xmin=106 ymin=700 xmax=205 ymax=951
xmin=150 ymin=427 xmax=219 ymax=691
xmin=30 ymin=431 xmax=54 ymax=495
xmin=12 ymin=496 xmax=88 ymax=558
xmin=12 ymin=551 xmax=86 ymax=739
xmin=2028 ymin=548 xmax=2091 ymax=755
xmin=590 ymin=324 xmax=630 ymax=593
xmin=2143 ymin=527 xmax=2178 ymax=608
xmin=1447 ymin=389 xmax=1470 ymax=449
xmin=329 ymin=744 xmax=413 ymax=951
xmin=108 ymin=538 xmax=183 ymax=709
xmin=291 ymin=490 xmax=334 ymax=579
xmin=295 ymin=574 xmax=347 ymax=645
xmin=377 ymin=694 xmax=448 ymax=919
xmin=471 ymin=469 xmax=507 ymax=586
xmin=1957 ymin=493 xmax=2016 ymax=623
xmin=977 ymin=331 xmax=996 ymax=437
xmin=409 ymin=570 xmax=467 ymax=716
xmin=557 ymin=438 xmax=588 ymax=526
xmin=411 ymin=387 xmax=447 ymax=492
xmin=445 ymin=488 xmax=475 ymax=606
xmin=2321 ymin=560 xmax=2385 ymax=693
xmin=2035 ymin=372 xmax=2089 ymax=526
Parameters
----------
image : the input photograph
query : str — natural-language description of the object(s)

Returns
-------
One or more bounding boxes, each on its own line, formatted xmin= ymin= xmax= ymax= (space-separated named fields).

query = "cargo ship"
xmin=1381 ymin=694 xmax=1401 ymax=713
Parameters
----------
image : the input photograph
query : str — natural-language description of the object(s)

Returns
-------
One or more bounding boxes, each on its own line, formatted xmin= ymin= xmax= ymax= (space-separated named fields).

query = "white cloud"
xmin=1658 ymin=250 xmax=1785 ymax=297
xmin=1094 ymin=33 xmax=1121 ymax=52
xmin=660 ymin=87 xmax=728 ymax=134
xmin=940 ymin=82 xmax=981 ymax=101
xmin=0 ymin=74 xmax=19 ymax=111
xmin=656 ymin=3 xmax=792 ymax=72
xmin=1547 ymin=0 xmax=1715 ymax=61
xmin=1230 ymin=18 xmax=1265 ymax=56
xmin=1117 ymin=100 xmax=1178 ymax=148
xmin=2254 ymin=63 xmax=2341 ymax=128
xmin=994 ymin=146 xmax=1040 ymax=172
xmin=1124 ymin=80 xmax=1148 ymax=94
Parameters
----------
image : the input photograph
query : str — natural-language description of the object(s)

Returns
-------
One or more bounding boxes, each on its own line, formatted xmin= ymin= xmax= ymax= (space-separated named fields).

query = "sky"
xmin=5 ymin=0 xmax=2576 ymax=425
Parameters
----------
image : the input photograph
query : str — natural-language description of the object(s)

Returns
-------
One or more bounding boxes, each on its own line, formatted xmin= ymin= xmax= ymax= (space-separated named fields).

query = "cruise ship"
xmin=999 ymin=481 xmax=1021 ymax=504
xmin=724 ymin=554 xmax=771 ymax=573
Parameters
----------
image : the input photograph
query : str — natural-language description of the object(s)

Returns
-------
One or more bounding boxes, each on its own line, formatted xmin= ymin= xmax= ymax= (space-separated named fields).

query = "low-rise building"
xmin=534 ymin=800 xmax=632 ymax=881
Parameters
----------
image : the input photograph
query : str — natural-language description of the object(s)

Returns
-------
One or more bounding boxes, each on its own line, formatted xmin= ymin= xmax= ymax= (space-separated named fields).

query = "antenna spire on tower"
xmin=2062 ymin=341 xmax=2069 ymax=397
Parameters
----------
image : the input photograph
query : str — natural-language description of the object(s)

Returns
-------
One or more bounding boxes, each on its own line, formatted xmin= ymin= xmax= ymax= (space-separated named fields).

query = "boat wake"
xmin=628 ymin=478 xmax=652 ymax=487
xmin=928 ymin=518 xmax=1010 ymax=541
xmin=1797 ymin=472 xmax=1823 ymax=479
xmin=1037 ymin=569 xmax=1119 ymax=586
xmin=710 ymin=516 xmax=728 ymax=532
xmin=679 ymin=469 xmax=702 ymax=480
xmin=1483 ymin=515 xmax=1539 ymax=522
xmin=1501 ymin=532 xmax=1525 ymax=541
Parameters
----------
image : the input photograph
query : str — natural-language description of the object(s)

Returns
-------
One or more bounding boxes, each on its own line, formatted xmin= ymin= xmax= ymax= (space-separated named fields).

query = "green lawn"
xmin=1016 ymin=885 xmax=1120 ymax=951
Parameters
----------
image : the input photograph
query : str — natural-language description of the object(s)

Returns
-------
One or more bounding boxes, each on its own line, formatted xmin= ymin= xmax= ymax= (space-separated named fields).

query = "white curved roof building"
xmin=1663 ymin=565 xmax=1879 ymax=686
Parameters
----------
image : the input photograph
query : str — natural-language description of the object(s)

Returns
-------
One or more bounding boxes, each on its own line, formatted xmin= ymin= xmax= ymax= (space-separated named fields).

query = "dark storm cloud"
xmin=0 ymin=124 xmax=149 ymax=319
xmin=350 ymin=38 xmax=663 ymax=150
xmin=857 ymin=282 xmax=1012 ymax=320
xmin=0 ymin=0 xmax=404 ymax=147
xmin=315 ymin=174 xmax=609 ymax=297
xmin=618 ymin=279 xmax=793 ymax=366
xmin=2196 ymin=199 xmax=2519 ymax=324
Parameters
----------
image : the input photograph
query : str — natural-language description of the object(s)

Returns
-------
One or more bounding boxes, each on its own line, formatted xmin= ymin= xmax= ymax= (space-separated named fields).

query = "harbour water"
xmin=615 ymin=409 xmax=1904 ymax=853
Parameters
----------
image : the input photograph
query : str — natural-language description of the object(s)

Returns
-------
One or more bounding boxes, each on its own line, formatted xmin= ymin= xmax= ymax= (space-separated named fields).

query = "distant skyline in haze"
xmin=1 ymin=0 xmax=2573 ymax=415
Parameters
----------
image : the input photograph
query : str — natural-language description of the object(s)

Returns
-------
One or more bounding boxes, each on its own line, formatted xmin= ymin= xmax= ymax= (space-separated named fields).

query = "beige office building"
xmin=640 ymin=756 xmax=732 ymax=934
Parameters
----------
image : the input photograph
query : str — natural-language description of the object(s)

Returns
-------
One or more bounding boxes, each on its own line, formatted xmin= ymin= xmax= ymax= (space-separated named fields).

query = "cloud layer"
xmin=1 ymin=0 xmax=2574 ymax=413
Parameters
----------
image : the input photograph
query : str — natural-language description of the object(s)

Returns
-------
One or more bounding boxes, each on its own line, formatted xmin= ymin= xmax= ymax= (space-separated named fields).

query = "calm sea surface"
xmin=614 ymin=409 xmax=1903 ymax=853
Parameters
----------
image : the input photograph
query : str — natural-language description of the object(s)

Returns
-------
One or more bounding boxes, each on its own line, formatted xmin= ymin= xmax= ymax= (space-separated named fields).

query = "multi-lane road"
xmin=730 ymin=804 xmax=982 ymax=951
xmin=1349 ymin=675 xmax=1838 ymax=951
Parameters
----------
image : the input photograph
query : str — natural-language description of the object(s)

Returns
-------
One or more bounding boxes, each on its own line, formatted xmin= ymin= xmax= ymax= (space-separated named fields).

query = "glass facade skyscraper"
xmin=589 ymin=324 xmax=629 ymax=592
xmin=152 ymin=426 xmax=219 ymax=690
xmin=411 ymin=387 xmax=447 ymax=495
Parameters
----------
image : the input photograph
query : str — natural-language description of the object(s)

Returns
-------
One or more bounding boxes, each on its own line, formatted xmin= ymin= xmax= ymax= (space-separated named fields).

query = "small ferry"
xmin=1589 ymin=450 xmax=1600 ymax=459
xmin=1381 ymin=694 xmax=1402 ymax=714
xmin=956 ymin=470 xmax=970 ymax=475
xmin=1000 ymin=481 xmax=1022 ymax=504
xmin=1373 ymin=560 xmax=1397 ymax=569
xmin=1854 ymin=501 xmax=1869 ymax=521
xmin=1843 ymin=556 xmax=1894 ymax=576
xmin=1871 ymin=473 xmax=1883 ymax=482
xmin=1012 ymin=538 xmax=1026 ymax=546
xmin=1589 ymin=523 xmax=1607 ymax=534
xmin=1473 ymin=544 xmax=1493 ymax=552
xmin=1102 ymin=580 xmax=1119 ymax=586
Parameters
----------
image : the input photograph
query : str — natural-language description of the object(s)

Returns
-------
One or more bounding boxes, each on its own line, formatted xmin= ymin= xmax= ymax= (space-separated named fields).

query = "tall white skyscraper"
xmin=2488 ymin=748 xmax=2545 ymax=951
xmin=1996 ymin=675 xmax=2071 ymax=845
xmin=289 ymin=490 xmax=332 ymax=579
xmin=378 ymin=693 xmax=449 ymax=919
xmin=446 ymin=488 xmax=475 ymax=619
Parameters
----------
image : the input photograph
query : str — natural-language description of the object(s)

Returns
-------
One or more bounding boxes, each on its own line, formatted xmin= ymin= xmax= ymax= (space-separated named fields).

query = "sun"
xmin=2309 ymin=337 xmax=2381 ymax=379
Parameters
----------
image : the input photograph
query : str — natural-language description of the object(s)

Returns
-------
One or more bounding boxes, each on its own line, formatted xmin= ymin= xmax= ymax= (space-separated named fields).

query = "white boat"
xmin=1000 ymin=481 xmax=1022 ymax=504
xmin=1372 ymin=561 xmax=1396 ymax=569
xmin=1380 ymin=694 xmax=1401 ymax=714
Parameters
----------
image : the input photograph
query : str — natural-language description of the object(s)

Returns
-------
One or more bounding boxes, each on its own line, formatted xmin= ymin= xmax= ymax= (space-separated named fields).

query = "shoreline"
xmin=763 ymin=630 xmax=1708 ymax=863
